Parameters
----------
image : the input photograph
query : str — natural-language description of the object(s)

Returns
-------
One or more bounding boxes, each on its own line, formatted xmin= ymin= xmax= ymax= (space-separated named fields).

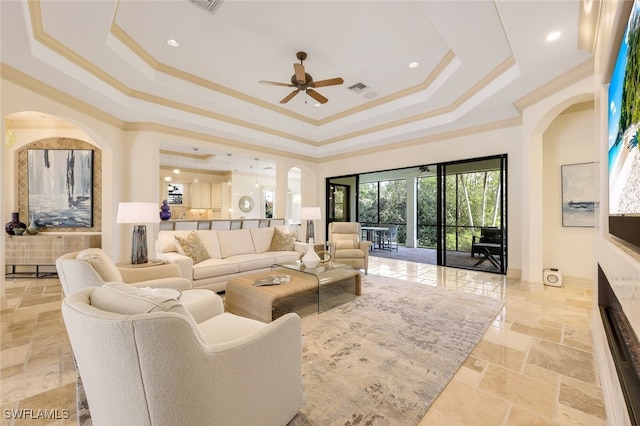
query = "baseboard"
xmin=506 ymin=267 xmax=521 ymax=280
xmin=562 ymin=274 xmax=594 ymax=289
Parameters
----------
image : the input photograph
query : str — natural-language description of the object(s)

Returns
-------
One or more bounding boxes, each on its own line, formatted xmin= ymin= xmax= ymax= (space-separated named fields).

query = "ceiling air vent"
xmin=188 ymin=0 xmax=223 ymax=14
xmin=348 ymin=82 xmax=368 ymax=94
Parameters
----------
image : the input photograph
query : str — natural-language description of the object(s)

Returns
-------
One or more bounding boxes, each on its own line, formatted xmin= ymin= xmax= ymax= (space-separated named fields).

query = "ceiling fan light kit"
xmin=259 ymin=51 xmax=343 ymax=104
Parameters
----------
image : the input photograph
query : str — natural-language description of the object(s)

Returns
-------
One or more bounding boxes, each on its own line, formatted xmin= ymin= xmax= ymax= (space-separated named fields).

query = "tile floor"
xmin=0 ymin=257 xmax=606 ymax=425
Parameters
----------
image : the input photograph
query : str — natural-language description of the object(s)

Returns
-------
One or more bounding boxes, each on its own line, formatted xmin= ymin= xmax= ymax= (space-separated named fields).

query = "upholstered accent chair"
xmin=56 ymin=248 xmax=192 ymax=297
xmin=62 ymin=283 xmax=303 ymax=426
xmin=56 ymin=248 xmax=224 ymax=324
xmin=327 ymin=222 xmax=373 ymax=274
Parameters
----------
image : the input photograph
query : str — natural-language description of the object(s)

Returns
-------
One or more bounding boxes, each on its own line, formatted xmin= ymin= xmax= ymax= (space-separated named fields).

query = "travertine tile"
xmin=13 ymin=382 xmax=76 ymax=426
xmin=507 ymin=405 xmax=562 ymax=425
xmin=1 ymin=364 xmax=66 ymax=405
xmin=522 ymin=362 xmax=561 ymax=385
xmin=562 ymin=325 xmax=593 ymax=352
xmin=558 ymin=376 xmax=606 ymax=420
xmin=0 ymin=344 xmax=29 ymax=369
xmin=471 ymin=340 xmax=526 ymax=372
xmin=556 ymin=404 xmax=607 ymax=426
xmin=479 ymin=364 xmax=557 ymax=418
xmin=483 ymin=323 xmax=533 ymax=352
xmin=418 ymin=407 xmax=466 ymax=426
xmin=527 ymin=339 xmax=596 ymax=384
xmin=510 ymin=320 xmax=562 ymax=343
xmin=430 ymin=380 xmax=509 ymax=425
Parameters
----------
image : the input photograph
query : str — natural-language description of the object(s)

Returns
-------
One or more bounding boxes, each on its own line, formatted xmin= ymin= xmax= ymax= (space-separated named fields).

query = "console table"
xmin=5 ymin=233 xmax=102 ymax=277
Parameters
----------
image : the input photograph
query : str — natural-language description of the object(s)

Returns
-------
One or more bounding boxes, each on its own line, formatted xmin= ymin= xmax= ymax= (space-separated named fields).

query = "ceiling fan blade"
xmin=311 ymin=77 xmax=344 ymax=88
xmin=280 ymin=90 xmax=300 ymax=104
xmin=259 ymin=80 xmax=295 ymax=87
xmin=294 ymin=63 xmax=306 ymax=84
xmin=306 ymin=89 xmax=328 ymax=104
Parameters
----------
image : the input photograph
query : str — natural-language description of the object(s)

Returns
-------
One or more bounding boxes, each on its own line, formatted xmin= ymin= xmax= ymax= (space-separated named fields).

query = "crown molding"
xmin=514 ymin=59 xmax=594 ymax=112
xmin=318 ymin=116 xmax=522 ymax=164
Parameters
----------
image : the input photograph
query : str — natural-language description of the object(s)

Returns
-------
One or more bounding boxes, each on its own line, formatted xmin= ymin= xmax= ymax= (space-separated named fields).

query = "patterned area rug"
xmin=288 ymin=276 xmax=505 ymax=426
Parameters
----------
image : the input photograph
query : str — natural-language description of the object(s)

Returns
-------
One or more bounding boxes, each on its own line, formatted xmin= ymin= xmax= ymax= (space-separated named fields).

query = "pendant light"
xmin=254 ymin=158 xmax=259 ymax=188
xmin=172 ymin=150 xmax=180 ymax=175
xmin=192 ymin=148 xmax=199 ymax=183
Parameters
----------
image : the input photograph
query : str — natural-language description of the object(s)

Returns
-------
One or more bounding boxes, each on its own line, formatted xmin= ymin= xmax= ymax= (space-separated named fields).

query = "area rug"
xmin=287 ymin=275 xmax=505 ymax=426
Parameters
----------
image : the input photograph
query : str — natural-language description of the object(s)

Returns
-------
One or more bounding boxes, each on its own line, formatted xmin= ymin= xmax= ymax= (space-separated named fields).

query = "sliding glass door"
xmin=440 ymin=156 xmax=507 ymax=274
xmin=326 ymin=154 xmax=507 ymax=274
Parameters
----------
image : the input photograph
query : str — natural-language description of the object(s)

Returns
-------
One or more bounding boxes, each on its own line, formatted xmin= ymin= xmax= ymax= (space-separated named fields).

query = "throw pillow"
xmin=174 ymin=231 xmax=211 ymax=264
xmin=269 ymin=227 xmax=297 ymax=251
xmin=335 ymin=240 xmax=355 ymax=250
xmin=91 ymin=283 xmax=192 ymax=319
xmin=76 ymin=248 xmax=123 ymax=282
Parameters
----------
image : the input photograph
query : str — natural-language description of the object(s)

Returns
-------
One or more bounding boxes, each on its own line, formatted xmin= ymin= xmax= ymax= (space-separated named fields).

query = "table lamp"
xmin=300 ymin=206 xmax=321 ymax=243
xmin=117 ymin=202 xmax=159 ymax=264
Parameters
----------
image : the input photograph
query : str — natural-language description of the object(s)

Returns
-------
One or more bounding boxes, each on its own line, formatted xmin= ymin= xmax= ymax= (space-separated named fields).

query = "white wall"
xmin=543 ymin=107 xmax=598 ymax=282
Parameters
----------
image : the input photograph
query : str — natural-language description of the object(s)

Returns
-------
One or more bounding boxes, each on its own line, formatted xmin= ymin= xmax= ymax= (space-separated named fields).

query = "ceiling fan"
xmin=401 ymin=165 xmax=433 ymax=176
xmin=259 ymin=52 xmax=344 ymax=104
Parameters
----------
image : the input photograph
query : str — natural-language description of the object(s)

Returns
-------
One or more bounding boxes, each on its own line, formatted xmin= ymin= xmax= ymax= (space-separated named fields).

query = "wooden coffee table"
xmin=225 ymin=263 xmax=361 ymax=322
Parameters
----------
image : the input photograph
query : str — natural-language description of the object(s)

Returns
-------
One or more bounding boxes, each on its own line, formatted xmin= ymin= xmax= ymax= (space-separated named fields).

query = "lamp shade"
xmin=300 ymin=207 xmax=321 ymax=221
xmin=116 ymin=202 xmax=160 ymax=224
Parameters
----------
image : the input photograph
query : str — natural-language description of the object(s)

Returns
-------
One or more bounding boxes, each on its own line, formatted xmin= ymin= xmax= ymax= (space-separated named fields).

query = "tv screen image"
xmin=608 ymin=0 xmax=640 ymax=216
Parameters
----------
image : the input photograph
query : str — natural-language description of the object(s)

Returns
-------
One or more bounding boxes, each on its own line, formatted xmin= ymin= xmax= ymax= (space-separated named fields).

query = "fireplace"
xmin=598 ymin=265 xmax=640 ymax=424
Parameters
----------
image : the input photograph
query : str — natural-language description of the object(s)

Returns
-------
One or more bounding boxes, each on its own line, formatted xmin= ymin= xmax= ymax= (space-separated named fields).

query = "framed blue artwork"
xmin=27 ymin=149 xmax=93 ymax=228
xmin=561 ymin=162 xmax=598 ymax=227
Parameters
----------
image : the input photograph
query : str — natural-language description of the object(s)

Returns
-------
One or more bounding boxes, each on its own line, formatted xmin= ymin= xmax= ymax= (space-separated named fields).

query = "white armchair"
xmin=56 ymin=248 xmax=224 ymax=323
xmin=62 ymin=283 xmax=303 ymax=426
xmin=55 ymin=248 xmax=192 ymax=297
xmin=328 ymin=222 xmax=372 ymax=274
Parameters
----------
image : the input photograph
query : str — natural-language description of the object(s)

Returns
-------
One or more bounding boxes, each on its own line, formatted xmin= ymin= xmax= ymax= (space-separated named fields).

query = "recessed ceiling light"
xmin=314 ymin=103 xmax=321 ymax=107
xmin=546 ymin=31 xmax=561 ymax=42
xmin=408 ymin=62 xmax=420 ymax=69
xmin=166 ymin=39 xmax=180 ymax=48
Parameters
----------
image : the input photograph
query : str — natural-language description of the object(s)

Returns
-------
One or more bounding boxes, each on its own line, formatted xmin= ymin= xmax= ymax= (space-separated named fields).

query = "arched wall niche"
xmin=17 ymin=137 xmax=103 ymax=233
xmin=521 ymin=78 xmax=595 ymax=283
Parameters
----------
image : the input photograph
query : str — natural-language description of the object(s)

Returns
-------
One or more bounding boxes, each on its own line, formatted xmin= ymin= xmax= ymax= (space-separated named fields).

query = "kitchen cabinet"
xmin=211 ymin=183 xmax=222 ymax=209
xmin=191 ymin=182 xmax=212 ymax=208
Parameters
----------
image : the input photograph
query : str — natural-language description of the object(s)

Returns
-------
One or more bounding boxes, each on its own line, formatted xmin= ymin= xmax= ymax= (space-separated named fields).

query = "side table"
xmin=116 ymin=259 xmax=167 ymax=269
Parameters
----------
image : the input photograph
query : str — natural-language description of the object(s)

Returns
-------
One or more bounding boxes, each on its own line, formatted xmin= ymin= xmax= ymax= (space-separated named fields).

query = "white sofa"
xmin=156 ymin=226 xmax=304 ymax=292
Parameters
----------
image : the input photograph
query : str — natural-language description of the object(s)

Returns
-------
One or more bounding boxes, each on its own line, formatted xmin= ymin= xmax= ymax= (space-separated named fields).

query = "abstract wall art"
xmin=27 ymin=149 xmax=93 ymax=228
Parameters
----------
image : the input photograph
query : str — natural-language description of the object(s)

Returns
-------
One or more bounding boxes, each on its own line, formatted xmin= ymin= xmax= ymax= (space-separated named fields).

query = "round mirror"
xmin=239 ymin=196 xmax=254 ymax=213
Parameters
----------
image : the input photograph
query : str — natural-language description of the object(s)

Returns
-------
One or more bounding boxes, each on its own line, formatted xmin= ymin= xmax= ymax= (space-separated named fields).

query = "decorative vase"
xmin=160 ymin=200 xmax=172 ymax=221
xmin=301 ymin=242 xmax=321 ymax=268
xmin=27 ymin=212 xmax=39 ymax=235
xmin=5 ymin=212 xmax=27 ymax=236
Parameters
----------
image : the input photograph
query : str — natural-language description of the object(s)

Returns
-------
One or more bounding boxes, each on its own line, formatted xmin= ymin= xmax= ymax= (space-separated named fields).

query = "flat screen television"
xmin=608 ymin=0 xmax=640 ymax=248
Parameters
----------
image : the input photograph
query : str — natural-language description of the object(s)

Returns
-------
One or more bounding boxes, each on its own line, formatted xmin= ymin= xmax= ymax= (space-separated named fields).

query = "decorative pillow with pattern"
xmin=174 ymin=231 xmax=211 ymax=264
xmin=269 ymin=227 xmax=297 ymax=251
